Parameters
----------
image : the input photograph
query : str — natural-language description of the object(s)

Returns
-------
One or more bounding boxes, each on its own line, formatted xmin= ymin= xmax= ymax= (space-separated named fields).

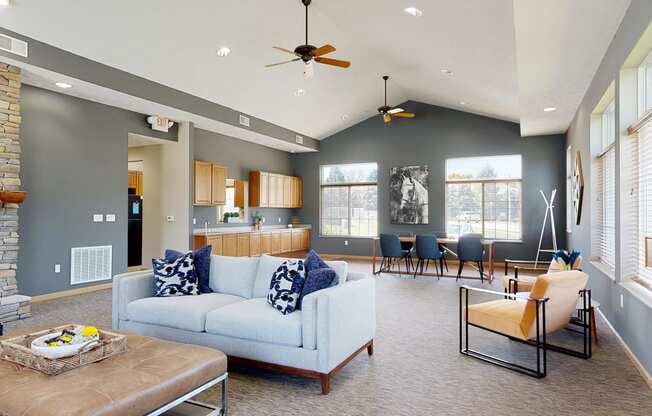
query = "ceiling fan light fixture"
xmin=404 ymin=7 xmax=423 ymax=17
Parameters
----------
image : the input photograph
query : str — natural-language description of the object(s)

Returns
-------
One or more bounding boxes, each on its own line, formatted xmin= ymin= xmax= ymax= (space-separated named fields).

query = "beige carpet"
xmin=5 ymin=261 xmax=652 ymax=416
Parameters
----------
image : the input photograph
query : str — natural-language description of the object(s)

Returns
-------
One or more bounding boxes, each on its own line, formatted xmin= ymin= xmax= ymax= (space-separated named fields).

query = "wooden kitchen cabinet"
xmin=207 ymin=235 xmax=223 ymax=256
xmin=234 ymin=180 xmax=245 ymax=208
xmin=302 ymin=229 xmax=310 ymax=250
xmin=271 ymin=231 xmax=282 ymax=254
xmin=281 ymin=230 xmax=292 ymax=253
xmin=128 ymin=171 xmax=143 ymax=195
xmin=291 ymin=229 xmax=303 ymax=251
xmin=193 ymin=160 xmax=226 ymax=206
xmin=222 ymin=234 xmax=237 ymax=257
xmin=211 ymin=164 xmax=226 ymax=205
xmin=249 ymin=171 xmax=303 ymax=208
xmin=249 ymin=232 xmax=261 ymax=257
xmin=237 ymin=233 xmax=250 ymax=257
xmin=261 ymin=232 xmax=272 ymax=254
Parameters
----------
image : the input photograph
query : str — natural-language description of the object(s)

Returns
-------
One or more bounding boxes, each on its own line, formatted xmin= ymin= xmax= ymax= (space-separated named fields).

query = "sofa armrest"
xmin=111 ymin=270 xmax=155 ymax=330
xmin=346 ymin=271 xmax=367 ymax=282
xmin=302 ymin=277 xmax=376 ymax=373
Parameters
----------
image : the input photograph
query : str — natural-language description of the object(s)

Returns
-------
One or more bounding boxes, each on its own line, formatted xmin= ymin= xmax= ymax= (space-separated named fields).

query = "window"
xmin=320 ymin=163 xmax=378 ymax=237
xmin=637 ymin=50 xmax=652 ymax=117
xmin=445 ymin=155 xmax=522 ymax=240
xmin=592 ymin=99 xmax=616 ymax=271
xmin=566 ymin=146 xmax=573 ymax=233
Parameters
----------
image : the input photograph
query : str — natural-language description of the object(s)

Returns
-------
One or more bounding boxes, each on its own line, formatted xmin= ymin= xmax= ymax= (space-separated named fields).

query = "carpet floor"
xmin=5 ymin=261 xmax=652 ymax=416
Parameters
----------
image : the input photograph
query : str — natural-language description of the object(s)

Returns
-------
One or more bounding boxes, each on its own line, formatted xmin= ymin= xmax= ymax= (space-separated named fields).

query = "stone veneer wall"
xmin=0 ymin=62 xmax=30 ymax=322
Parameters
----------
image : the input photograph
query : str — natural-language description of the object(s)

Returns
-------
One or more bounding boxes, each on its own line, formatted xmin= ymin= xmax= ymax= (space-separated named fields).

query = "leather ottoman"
xmin=0 ymin=333 xmax=228 ymax=416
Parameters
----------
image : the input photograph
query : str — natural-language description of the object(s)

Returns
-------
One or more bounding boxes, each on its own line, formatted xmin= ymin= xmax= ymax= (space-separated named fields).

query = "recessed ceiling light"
xmin=440 ymin=69 xmax=453 ymax=75
xmin=543 ymin=107 xmax=557 ymax=112
xmin=460 ymin=101 xmax=467 ymax=106
xmin=55 ymin=82 xmax=72 ymax=89
xmin=294 ymin=88 xmax=306 ymax=97
xmin=217 ymin=47 xmax=231 ymax=57
xmin=404 ymin=7 xmax=423 ymax=17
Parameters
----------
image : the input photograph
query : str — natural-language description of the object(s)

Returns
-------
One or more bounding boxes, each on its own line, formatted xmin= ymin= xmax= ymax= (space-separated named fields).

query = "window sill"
xmin=590 ymin=260 xmax=616 ymax=281
xmin=621 ymin=279 xmax=652 ymax=310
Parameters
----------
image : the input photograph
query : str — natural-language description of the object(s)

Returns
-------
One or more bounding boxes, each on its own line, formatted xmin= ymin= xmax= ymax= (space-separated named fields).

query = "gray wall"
xmin=19 ymin=85 xmax=176 ymax=296
xmin=566 ymin=0 xmax=652 ymax=376
xmin=192 ymin=128 xmax=296 ymax=227
xmin=291 ymin=101 xmax=567 ymax=260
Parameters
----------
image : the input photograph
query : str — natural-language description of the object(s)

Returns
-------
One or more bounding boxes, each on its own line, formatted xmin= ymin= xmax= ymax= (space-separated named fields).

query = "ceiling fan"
xmin=378 ymin=76 xmax=415 ymax=123
xmin=265 ymin=0 xmax=351 ymax=78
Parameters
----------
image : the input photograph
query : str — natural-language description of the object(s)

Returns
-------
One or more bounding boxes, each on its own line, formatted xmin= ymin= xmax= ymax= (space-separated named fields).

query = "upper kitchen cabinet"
xmin=249 ymin=171 xmax=302 ymax=209
xmin=128 ymin=170 xmax=143 ymax=196
xmin=193 ymin=160 xmax=226 ymax=206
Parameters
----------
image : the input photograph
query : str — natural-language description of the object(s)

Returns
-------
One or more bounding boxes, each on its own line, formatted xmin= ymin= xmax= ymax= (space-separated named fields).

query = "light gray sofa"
xmin=112 ymin=254 xmax=376 ymax=394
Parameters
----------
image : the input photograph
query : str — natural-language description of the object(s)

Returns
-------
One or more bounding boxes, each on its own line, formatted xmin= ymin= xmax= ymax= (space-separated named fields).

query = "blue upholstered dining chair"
xmin=379 ymin=233 xmax=413 ymax=274
xmin=434 ymin=231 xmax=450 ymax=272
xmin=456 ymin=233 xmax=485 ymax=282
xmin=414 ymin=235 xmax=445 ymax=278
xmin=397 ymin=231 xmax=416 ymax=270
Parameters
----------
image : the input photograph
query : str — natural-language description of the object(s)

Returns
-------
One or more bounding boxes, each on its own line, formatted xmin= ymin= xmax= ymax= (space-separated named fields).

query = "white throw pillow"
xmin=324 ymin=260 xmax=348 ymax=285
xmin=209 ymin=255 xmax=259 ymax=299
xmin=253 ymin=255 xmax=288 ymax=298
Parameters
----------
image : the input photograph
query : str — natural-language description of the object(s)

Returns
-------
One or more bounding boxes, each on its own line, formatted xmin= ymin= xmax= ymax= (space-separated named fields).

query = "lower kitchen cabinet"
xmin=193 ymin=228 xmax=311 ymax=257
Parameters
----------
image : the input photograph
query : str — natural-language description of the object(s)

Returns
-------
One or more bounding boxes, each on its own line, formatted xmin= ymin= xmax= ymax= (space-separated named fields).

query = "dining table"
xmin=370 ymin=236 xmax=495 ymax=281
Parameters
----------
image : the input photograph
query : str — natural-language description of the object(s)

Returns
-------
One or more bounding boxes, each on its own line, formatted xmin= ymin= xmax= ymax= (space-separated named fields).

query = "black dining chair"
xmin=456 ymin=233 xmax=485 ymax=282
xmin=413 ymin=235 xmax=445 ymax=279
xmin=434 ymin=231 xmax=450 ymax=272
xmin=380 ymin=233 xmax=413 ymax=274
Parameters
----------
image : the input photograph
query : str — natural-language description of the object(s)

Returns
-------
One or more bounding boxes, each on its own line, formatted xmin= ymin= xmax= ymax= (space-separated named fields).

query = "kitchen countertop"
xmin=192 ymin=224 xmax=312 ymax=236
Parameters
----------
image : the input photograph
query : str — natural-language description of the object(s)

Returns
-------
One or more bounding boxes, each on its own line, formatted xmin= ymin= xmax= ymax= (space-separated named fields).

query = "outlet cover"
xmin=106 ymin=214 xmax=116 ymax=223
xmin=93 ymin=214 xmax=104 ymax=223
xmin=193 ymin=218 xmax=197 ymax=225
xmin=620 ymin=294 xmax=624 ymax=309
xmin=344 ymin=240 xmax=349 ymax=246
xmin=54 ymin=264 xmax=61 ymax=273
xmin=167 ymin=215 xmax=175 ymax=223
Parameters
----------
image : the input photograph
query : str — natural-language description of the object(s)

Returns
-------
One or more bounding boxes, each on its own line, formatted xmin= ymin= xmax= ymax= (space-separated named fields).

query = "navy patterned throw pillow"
xmin=267 ymin=259 xmax=306 ymax=315
xmin=296 ymin=267 xmax=338 ymax=310
xmin=152 ymin=251 xmax=199 ymax=297
xmin=165 ymin=245 xmax=212 ymax=293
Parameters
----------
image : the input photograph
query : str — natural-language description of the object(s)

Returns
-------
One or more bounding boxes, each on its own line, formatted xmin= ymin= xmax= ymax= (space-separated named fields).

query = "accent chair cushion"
xmin=267 ymin=259 xmax=306 ymax=315
xmin=152 ymin=252 xmax=199 ymax=297
xmin=126 ymin=293 xmax=245 ymax=332
xmin=502 ymin=274 xmax=536 ymax=293
xmin=465 ymin=299 xmax=528 ymax=340
xmin=205 ymin=298 xmax=303 ymax=347
xmin=297 ymin=267 xmax=338 ymax=310
xmin=209 ymin=255 xmax=259 ymax=299
xmin=166 ymin=245 xmax=212 ymax=293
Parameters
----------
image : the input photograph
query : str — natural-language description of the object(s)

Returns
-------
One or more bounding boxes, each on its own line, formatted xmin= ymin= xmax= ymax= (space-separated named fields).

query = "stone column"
xmin=0 ymin=62 xmax=31 ymax=323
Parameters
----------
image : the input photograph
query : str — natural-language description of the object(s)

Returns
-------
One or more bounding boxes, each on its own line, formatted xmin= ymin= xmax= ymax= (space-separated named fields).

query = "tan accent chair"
xmin=502 ymin=256 xmax=583 ymax=294
xmin=461 ymin=270 xmax=591 ymax=378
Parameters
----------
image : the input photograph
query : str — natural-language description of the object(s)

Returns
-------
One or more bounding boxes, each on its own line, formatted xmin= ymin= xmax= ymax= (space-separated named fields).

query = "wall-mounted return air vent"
xmin=295 ymin=135 xmax=304 ymax=145
xmin=0 ymin=33 xmax=28 ymax=58
xmin=239 ymin=114 xmax=250 ymax=127
xmin=70 ymin=246 xmax=112 ymax=285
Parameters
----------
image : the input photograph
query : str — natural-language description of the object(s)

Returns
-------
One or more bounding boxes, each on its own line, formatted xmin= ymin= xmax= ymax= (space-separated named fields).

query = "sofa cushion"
xmin=166 ymin=245 xmax=212 ymax=293
xmin=152 ymin=252 xmax=199 ymax=297
xmin=253 ymin=255 xmax=287 ymax=298
xmin=324 ymin=260 xmax=348 ymax=285
xmin=209 ymin=255 xmax=259 ymax=298
xmin=205 ymin=298 xmax=303 ymax=347
xmin=126 ymin=293 xmax=245 ymax=332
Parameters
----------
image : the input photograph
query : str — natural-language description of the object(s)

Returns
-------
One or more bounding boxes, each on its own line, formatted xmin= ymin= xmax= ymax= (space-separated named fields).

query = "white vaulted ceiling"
xmin=0 ymin=0 xmax=632 ymax=140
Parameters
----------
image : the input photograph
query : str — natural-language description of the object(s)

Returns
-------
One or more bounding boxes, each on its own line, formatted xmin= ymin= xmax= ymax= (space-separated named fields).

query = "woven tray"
xmin=0 ymin=325 xmax=127 ymax=376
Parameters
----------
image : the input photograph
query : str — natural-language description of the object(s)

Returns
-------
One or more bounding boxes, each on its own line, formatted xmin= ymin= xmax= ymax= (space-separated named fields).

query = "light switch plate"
xmin=106 ymin=214 xmax=116 ymax=223
xmin=93 ymin=214 xmax=104 ymax=223
xmin=193 ymin=218 xmax=196 ymax=225
xmin=167 ymin=215 xmax=175 ymax=223
xmin=54 ymin=264 xmax=61 ymax=273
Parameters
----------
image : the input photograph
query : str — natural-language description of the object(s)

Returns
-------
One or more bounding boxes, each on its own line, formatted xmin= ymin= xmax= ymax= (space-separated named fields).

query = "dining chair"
xmin=434 ymin=231 xmax=450 ymax=272
xmin=456 ymin=233 xmax=485 ymax=282
xmin=379 ymin=233 xmax=413 ymax=274
xmin=414 ymin=235 xmax=445 ymax=278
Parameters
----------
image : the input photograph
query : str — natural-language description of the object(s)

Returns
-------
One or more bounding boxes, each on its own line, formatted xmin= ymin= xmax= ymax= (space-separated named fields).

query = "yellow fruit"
xmin=81 ymin=326 xmax=98 ymax=337
xmin=60 ymin=335 xmax=72 ymax=343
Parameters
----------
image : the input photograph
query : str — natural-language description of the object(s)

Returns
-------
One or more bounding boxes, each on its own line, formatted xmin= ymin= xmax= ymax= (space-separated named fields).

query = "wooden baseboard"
xmin=31 ymin=282 xmax=113 ymax=303
xmin=596 ymin=308 xmax=652 ymax=390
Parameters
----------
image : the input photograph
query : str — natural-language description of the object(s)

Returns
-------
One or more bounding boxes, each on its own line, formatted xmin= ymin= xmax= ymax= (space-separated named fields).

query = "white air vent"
xmin=0 ymin=33 xmax=28 ymax=58
xmin=239 ymin=114 xmax=250 ymax=127
xmin=70 ymin=246 xmax=112 ymax=285
xmin=295 ymin=135 xmax=304 ymax=144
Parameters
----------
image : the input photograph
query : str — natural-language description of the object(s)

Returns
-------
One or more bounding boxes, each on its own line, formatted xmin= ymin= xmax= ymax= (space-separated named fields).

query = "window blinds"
xmin=637 ymin=123 xmax=652 ymax=283
xmin=593 ymin=147 xmax=616 ymax=270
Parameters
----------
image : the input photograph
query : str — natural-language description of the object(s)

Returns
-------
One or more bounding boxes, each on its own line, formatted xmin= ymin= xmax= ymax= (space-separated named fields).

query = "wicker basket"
xmin=0 ymin=325 xmax=127 ymax=376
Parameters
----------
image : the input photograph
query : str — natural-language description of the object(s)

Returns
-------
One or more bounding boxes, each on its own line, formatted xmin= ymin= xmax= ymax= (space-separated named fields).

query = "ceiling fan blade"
xmin=383 ymin=114 xmax=392 ymax=123
xmin=314 ymin=57 xmax=351 ymax=68
xmin=393 ymin=112 xmax=416 ymax=118
xmin=312 ymin=44 xmax=336 ymax=57
xmin=265 ymin=58 xmax=301 ymax=68
xmin=388 ymin=108 xmax=405 ymax=114
xmin=273 ymin=46 xmax=300 ymax=56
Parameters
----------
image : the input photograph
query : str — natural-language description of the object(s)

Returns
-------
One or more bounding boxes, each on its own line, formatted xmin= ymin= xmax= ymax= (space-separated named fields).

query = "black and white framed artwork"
xmin=390 ymin=165 xmax=429 ymax=224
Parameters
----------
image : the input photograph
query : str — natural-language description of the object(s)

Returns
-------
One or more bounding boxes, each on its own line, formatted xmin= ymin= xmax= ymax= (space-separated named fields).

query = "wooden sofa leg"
xmin=367 ymin=340 xmax=374 ymax=356
xmin=320 ymin=373 xmax=330 ymax=395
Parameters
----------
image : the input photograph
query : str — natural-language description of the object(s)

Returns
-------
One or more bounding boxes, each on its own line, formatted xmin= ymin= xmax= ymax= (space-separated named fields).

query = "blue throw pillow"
xmin=267 ymin=259 xmax=306 ymax=315
xmin=304 ymin=249 xmax=329 ymax=274
xmin=296 ymin=267 xmax=338 ymax=310
xmin=166 ymin=245 xmax=212 ymax=293
xmin=153 ymin=251 xmax=199 ymax=297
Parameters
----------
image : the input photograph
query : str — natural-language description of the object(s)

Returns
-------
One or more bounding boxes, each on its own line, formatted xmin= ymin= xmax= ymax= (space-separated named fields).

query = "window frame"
xmin=444 ymin=155 xmax=523 ymax=242
xmin=319 ymin=163 xmax=378 ymax=238
xmin=566 ymin=145 xmax=573 ymax=233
